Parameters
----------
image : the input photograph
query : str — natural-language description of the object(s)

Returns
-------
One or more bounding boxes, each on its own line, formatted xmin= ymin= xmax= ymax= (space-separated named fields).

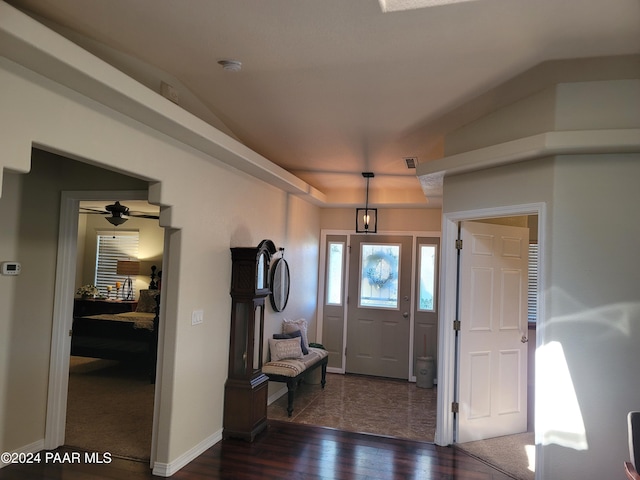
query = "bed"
xmin=70 ymin=289 xmax=160 ymax=382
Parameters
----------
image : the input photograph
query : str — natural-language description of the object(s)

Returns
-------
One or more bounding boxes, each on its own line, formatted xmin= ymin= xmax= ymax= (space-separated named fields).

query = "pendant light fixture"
xmin=356 ymin=172 xmax=377 ymax=233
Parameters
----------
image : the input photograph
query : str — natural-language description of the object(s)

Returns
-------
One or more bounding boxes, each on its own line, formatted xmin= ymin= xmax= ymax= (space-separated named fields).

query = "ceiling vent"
xmin=404 ymin=157 xmax=417 ymax=169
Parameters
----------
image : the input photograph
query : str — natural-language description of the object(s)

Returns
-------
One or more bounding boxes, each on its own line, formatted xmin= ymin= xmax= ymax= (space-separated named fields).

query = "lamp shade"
xmin=116 ymin=260 xmax=140 ymax=276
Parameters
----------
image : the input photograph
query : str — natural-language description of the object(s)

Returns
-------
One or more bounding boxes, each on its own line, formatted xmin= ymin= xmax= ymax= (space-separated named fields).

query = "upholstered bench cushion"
xmin=262 ymin=347 xmax=328 ymax=377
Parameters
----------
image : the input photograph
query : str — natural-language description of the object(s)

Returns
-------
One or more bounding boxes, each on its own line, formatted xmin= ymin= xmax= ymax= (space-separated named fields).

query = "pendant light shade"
xmin=356 ymin=172 xmax=377 ymax=233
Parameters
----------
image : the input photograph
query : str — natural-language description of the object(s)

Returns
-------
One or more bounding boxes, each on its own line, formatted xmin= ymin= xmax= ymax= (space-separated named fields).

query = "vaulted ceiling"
xmin=6 ymin=0 xmax=640 ymax=207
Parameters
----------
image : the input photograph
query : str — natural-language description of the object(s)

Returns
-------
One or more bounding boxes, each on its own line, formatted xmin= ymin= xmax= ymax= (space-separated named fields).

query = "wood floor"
xmin=0 ymin=421 xmax=513 ymax=479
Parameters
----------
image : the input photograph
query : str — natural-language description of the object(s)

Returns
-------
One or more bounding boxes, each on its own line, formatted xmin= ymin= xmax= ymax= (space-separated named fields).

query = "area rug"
xmin=65 ymin=357 xmax=154 ymax=461
xmin=457 ymin=432 xmax=535 ymax=480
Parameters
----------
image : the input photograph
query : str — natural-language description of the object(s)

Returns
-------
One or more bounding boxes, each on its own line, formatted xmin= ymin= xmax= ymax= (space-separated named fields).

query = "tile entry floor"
xmin=267 ymin=372 xmax=437 ymax=442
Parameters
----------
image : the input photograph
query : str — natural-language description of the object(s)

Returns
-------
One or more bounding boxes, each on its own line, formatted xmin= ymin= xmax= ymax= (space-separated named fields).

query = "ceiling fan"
xmin=80 ymin=201 xmax=159 ymax=226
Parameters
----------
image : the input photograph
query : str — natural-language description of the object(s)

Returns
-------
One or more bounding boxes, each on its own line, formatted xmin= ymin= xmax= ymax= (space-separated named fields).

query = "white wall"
xmin=541 ymin=153 xmax=640 ymax=479
xmin=0 ymin=48 xmax=320 ymax=474
xmin=320 ymin=207 xmax=442 ymax=232
xmin=0 ymin=171 xmax=23 ymax=451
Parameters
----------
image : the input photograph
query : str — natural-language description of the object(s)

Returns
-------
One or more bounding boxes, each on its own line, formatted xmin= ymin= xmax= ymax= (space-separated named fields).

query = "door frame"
xmin=317 ymin=229 xmax=440 ymax=381
xmin=436 ymin=203 xmax=546 ymax=457
xmin=46 ymin=189 xmax=164 ymax=468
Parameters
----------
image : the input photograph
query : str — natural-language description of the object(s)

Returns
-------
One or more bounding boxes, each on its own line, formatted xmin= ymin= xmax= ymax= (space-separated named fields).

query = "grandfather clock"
xmin=223 ymin=239 xmax=276 ymax=441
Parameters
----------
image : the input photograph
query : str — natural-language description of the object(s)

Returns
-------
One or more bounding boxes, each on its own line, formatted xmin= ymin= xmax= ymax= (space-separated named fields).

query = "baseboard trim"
xmin=152 ymin=430 xmax=221 ymax=477
xmin=0 ymin=439 xmax=46 ymax=469
xmin=267 ymin=384 xmax=287 ymax=405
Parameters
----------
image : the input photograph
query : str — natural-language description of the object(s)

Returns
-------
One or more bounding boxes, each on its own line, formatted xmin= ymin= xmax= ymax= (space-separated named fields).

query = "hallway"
xmin=267 ymin=373 xmax=437 ymax=442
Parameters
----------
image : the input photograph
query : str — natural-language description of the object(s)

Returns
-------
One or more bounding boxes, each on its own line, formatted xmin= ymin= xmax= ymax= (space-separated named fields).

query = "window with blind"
xmin=528 ymin=243 xmax=539 ymax=323
xmin=94 ymin=230 xmax=139 ymax=298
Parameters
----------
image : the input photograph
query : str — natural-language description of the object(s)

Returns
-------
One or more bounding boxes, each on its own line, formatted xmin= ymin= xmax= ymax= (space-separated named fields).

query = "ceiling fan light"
xmin=106 ymin=216 xmax=128 ymax=226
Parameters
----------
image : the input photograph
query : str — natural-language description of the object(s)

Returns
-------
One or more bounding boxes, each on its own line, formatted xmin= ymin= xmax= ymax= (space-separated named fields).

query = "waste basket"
xmin=416 ymin=356 xmax=435 ymax=389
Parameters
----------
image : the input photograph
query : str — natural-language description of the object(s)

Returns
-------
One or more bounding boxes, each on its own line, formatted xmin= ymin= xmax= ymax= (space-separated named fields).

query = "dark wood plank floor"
xmin=0 ymin=421 xmax=513 ymax=479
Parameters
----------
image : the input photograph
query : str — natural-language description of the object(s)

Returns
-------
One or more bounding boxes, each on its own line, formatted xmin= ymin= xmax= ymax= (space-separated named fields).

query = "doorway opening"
xmin=437 ymin=203 xmax=545 ymax=479
xmin=31 ymin=150 xmax=167 ymax=468
xmin=65 ymin=198 xmax=163 ymax=461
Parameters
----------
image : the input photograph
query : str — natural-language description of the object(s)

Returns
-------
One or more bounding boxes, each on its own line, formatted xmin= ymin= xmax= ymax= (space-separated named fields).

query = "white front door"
xmin=458 ymin=221 xmax=529 ymax=443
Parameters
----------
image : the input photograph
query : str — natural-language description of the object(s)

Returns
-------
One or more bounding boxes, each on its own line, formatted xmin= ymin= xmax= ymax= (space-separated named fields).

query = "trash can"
xmin=416 ymin=356 xmax=435 ymax=389
xmin=305 ymin=367 xmax=322 ymax=385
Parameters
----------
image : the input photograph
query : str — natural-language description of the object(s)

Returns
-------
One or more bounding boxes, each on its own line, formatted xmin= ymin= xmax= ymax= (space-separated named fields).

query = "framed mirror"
xmin=269 ymin=257 xmax=290 ymax=312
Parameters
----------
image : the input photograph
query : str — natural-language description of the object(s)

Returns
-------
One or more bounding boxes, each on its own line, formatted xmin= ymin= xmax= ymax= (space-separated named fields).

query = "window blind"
xmin=94 ymin=230 xmax=139 ymax=298
xmin=528 ymin=243 xmax=539 ymax=323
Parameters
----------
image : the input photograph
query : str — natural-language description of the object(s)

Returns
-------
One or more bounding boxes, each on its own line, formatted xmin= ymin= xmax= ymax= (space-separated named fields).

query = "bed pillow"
xmin=273 ymin=330 xmax=308 ymax=355
xmin=268 ymin=337 xmax=304 ymax=362
xmin=283 ymin=318 xmax=309 ymax=352
xmin=136 ymin=289 xmax=160 ymax=313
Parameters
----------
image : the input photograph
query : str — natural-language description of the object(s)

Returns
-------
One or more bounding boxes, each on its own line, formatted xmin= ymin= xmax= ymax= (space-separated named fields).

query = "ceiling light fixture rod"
xmin=363 ymin=171 xmax=373 ymax=210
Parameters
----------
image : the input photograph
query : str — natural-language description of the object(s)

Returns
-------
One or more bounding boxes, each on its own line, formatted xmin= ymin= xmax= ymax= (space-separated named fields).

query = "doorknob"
xmin=521 ymin=335 xmax=528 ymax=343
xmin=403 ymin=312 xmax=409 ymax=318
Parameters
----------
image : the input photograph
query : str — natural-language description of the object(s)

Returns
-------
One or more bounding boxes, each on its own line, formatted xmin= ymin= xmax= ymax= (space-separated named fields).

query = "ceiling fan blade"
xmin=80 ymin=202 xmax=158 ymax=220
xmin=79 ymin=207 xmax=109 ymax=215
xmin=128 ymin=212 xmax=160 ymax=219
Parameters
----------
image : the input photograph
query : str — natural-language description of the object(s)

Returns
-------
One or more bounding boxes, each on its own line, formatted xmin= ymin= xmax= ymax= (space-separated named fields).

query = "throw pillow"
xmin=268 ymin=337 xmax=304 ymax=362
xmin=273 ymin=330 xmax=308 ymax=355
xmin=136 ymin=289 xmax=160 ymax=313
xmin=283 ymin=318 xmax=309 ymax=352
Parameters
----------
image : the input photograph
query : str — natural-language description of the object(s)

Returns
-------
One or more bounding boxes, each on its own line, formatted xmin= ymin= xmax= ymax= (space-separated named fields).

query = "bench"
xmin=262 ymin=347 xmax=329 ymax=417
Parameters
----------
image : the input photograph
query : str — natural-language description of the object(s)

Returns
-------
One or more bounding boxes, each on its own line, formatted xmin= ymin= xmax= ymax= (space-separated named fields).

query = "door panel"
xmin=323 ymin=314 xmax=344 ymax=369
xmin=346 ymin=235 xmax=413 ymax=379
xmin=413 ymin=237 xmax=440 ymax=377
xmin=322 ymin=235 xmax=348 ymax=370
xmin=458 ymin=221 xmax=529 ymax=443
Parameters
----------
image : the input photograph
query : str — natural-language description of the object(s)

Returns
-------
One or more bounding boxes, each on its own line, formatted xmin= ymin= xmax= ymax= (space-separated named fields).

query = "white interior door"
xmin=458 ymin=221 xmax=529 ymax=443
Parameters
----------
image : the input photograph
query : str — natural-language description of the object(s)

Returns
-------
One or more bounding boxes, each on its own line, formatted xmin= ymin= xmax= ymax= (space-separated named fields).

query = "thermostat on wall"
xmin=1 ymin=262 xmax=21 ymax=275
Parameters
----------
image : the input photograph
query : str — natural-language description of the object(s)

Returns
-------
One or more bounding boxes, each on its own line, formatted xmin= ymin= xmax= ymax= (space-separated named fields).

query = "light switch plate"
xmin=191 ymin=309 xmax=204 ymax=325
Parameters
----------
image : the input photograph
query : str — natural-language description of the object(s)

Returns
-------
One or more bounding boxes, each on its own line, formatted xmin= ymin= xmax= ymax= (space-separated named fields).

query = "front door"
xmin=457 ymin=221 xmax=529 ymax=443
xmin=346 ymin=235 xmax=413 ymax=379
